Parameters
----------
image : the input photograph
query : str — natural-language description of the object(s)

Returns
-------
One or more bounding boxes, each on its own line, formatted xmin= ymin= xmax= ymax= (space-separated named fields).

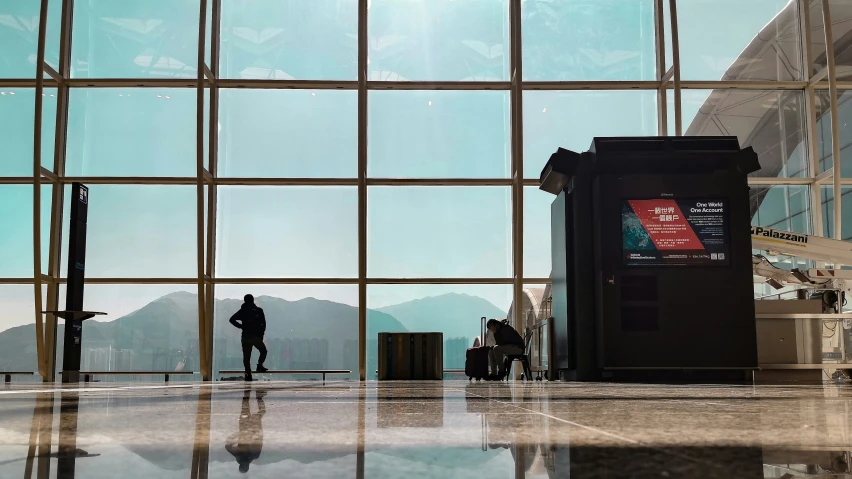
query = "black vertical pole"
xmin=62 ymin=183 xmax=88 ymax=383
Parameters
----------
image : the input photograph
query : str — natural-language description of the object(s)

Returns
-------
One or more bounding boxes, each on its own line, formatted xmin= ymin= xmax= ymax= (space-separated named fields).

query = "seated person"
xmin=486 ymin=319 xmax=525 ymax=380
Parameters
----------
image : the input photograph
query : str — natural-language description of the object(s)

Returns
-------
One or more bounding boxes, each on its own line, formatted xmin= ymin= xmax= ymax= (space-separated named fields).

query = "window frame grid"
xmin=1 ymin=0 xmax=844 ymax=381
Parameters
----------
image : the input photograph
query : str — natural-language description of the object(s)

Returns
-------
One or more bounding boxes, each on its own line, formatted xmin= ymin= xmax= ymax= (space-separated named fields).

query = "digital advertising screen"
xmin=622 ymin=199 xmax=729 ymax=267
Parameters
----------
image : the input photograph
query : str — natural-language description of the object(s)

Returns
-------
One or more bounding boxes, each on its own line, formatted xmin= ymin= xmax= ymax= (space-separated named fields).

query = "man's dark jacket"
xmin=229 ymin=304 xmax=267 ymax=338
xmin=494 ymin=323 xmax=525 ymax=349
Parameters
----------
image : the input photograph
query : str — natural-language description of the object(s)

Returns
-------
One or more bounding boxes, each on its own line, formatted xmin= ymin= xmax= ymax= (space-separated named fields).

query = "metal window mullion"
xmin=42 ymin=277 xmax=517 ymax=284
xmin=204 ymin=0 xmax=221 ymax=380
xmin=0 ymin=79 xmax=41 ymax=87
xmin=679 ymin=81 xmax=808 ymax=89
xmin=821 ymin=0 xmax=843 ymax=241
xmin=748 ymin=177 xmax=813 ymax=185
xmin=43 ymin=0 xmax=76 ymax=383
xmin=43 ymin=108 xmax=65 ymax=382
xmin=357 ymin=0 xmax=368 ymax=381
xmin=522 ymin=81 xmax=659 ymax=90
xmin=668 ymin=0 xmax=682 ymax=135
xmin=510 ymin=0 xmax=524 ymax=334
xmin=801 ymin=0 xmax=825 ymax=242
xmin=366 ymin=278 xmax=515 ymax=285
xmin=658 ymin=85 xmax=668 ymax=136
xmin=210 ymin=0 xmax=221 ymax=78
xmin=32 ymin=0 xmax=50 ymax=379
xmin=654 ymin=0 xmax=668 ymax=135
xmin=805 ymin=87 xmax=824 ymax=236
xmin=196 ymin=0 xmax=210 ymax=381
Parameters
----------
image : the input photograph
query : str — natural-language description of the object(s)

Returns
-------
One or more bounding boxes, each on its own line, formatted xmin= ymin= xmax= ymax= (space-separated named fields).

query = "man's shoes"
xmin=485 ymin=374 xmax=501 ymax=381
xmin=256 ymin=365 xmax=268 ymax=373
xmin=244 ymin=374 xmax=253 ymax=382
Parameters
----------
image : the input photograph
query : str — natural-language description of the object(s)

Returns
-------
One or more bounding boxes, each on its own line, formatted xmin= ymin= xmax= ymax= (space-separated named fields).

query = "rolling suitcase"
xmin=465 ymin=317 xmax=490 ymax=381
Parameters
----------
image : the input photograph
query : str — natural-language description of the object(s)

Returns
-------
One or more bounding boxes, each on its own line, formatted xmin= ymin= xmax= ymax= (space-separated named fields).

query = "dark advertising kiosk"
xmin=540 ymin=137 xmax=759 ymax=382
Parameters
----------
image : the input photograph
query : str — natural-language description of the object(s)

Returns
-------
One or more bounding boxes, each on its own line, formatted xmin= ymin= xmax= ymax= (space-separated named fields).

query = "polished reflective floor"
xmin=0 ymin=380 xmax=851 ymax=478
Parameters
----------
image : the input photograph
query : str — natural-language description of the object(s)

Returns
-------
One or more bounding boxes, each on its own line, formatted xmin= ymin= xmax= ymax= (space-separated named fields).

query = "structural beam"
xmin=357 ymin=0 xmax=368 ymax=381
xmin=196 ymin=0 xmax=211 ymax=381
xmin=654 ymin=0 xmax=668 ymax=135
xmin=668 ymin=0 xmax=683 ymax=135
xmin=31 ymin=0 xmax=50 ymax=379
xmin=821 ymin=0 xmax=843 ymax=240
xmin=510 ymin=0 xmax=526 ymax=334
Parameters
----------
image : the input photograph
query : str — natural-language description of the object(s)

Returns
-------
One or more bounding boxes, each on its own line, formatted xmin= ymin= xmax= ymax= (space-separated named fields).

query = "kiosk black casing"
xmin=542 ymin=137 xmax=759 ymax=381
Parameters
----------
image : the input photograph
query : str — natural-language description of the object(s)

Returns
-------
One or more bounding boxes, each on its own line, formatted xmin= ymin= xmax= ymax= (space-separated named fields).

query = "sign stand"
xmin=42 ymin=183 xmax=106 ymax=384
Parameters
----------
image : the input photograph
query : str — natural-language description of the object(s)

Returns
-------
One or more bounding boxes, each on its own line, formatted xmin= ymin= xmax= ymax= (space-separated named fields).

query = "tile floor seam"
xmin=454 ymin=387 xmax=734 ymax=471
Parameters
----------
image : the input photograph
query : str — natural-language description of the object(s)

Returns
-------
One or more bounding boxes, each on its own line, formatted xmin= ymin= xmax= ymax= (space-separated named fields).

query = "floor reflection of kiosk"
xmin=541 ymin=137 xmax=760 ymax=382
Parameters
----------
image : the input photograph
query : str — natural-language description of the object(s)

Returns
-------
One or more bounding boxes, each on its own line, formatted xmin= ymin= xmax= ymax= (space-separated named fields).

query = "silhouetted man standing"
xmin=229 ymin=294 xmax=268 ymax=381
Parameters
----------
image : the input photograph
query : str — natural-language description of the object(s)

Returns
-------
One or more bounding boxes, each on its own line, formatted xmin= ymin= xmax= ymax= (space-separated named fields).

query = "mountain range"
xmin=377 ymin=293 xmax=506 ymax=340
xmin=0 ymin=292 xmax=507 ymax=374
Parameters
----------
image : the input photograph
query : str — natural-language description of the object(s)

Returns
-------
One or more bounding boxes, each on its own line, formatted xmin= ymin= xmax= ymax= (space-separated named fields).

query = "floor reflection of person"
xmin=226 ymin=389 xmax=267 ymax=473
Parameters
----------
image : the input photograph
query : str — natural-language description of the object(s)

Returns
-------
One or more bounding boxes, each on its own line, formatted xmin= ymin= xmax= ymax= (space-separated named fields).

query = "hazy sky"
xmin=0 ymin=0 xmax=799 ymax=333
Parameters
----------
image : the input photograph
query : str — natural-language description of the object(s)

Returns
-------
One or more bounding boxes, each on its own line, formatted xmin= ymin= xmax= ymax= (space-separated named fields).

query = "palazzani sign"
xmin=751 ymin=226 xmax=808 ymax=244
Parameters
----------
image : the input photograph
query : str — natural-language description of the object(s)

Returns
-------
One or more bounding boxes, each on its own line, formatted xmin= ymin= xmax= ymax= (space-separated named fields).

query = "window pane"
xmin=0 ymin=88 xmax=57 ymax=176
xmin=204 ymin=0 xmax=212 ymax=69
xmin=369 ymin=0 xmax=509 ymax=81
xmin=0 ymin=1 xmax=39 ymax=78
xmin=45 ymin=0 xmax=61 ymax=70
xmin=366 ymin=284 xmax=512 ymax=378
xmin=664 ymin=0 xmax=672 ymax=73
xmin=71 ymin=0 xmax=199 ymax=78
xmin=0 ymin=186 xmax=33 ymax=278
xmin=810 ymin=0 xmax=852 ymax=80
xmin=521 ymin=282 xmax=551 ymax=374
xmin=816 ymin=90 xmax=834 ymax=174
xmin=829 ymin=0 xmax=852 ymax=80
xmin=0 ymin=285 xmax=38 ymax=373
xmin=522 ymin=0 xmax=656 ymax=81
xmin=369 ymin=91 xmax=509 ymax=178
xmin=203 ymin=88 xmax=209 ymax=171
xmin=213 ymin=284 xmax=358 ymax=379
xmin=523 ymin=91 xmax=657 ymax=178
xmin=66 ymin=88 xmax=196 ymax=176
xmin=216 ymin=186 xmax=358 ymax=278
xmin=219 ymin=89 xmax=357 ymax=178
xmin=220 ymin=0 xmax=357 ymax=80
xmin=677 ymin=0 xmax=802 ymax=81
xmin=750 ymin=185 xmax=811 ymax=234
xmin=61 ymin=186 xmax=197 ymax=278
xmin=821 ymin=186 xmax=852 ymax=240
xmin=837 ymin=90 xmax=852 ymax=176
xmin=368 ymin=187 xmax=511 ymax=278
xmin=524 ymin=187 xmax=552 ymax=279
xmin=683 ymin=90 xmax=808 ymax=178
xmin=57 ymin=284 xmax=200 ymax=375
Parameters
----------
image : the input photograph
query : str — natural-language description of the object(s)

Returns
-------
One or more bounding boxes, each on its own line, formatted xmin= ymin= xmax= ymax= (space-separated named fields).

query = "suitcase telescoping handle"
xmin=481 ymin=316 xmax=486 ymax=347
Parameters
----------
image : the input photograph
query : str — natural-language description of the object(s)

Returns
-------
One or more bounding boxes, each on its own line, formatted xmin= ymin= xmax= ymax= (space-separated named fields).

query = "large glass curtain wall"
xmin=2 ymin=0 xmax=851 ymax=381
